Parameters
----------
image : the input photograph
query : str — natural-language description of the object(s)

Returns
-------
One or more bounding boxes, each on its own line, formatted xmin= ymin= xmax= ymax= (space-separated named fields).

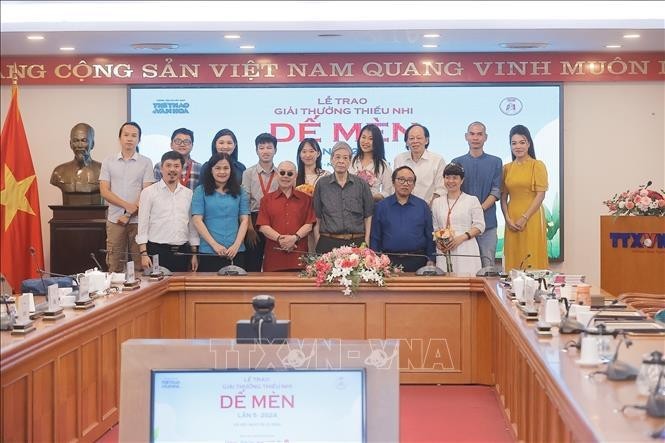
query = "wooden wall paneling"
xmin=56 ymin=349 xmax=79 ymax=442
xmin=101 ymin=329 xmax=117 ymax=422
xmin=32 ymin=361 xmax=55 ymax=442
xmin=1 ymin=374 xmax=29 ymax=442
xmin=290 ymin=303 xmax=367 ymax=339
xmin=385 ymin=299 xmax=469 ymax=382
xmin=80 ymin=338 xmax=100 ymax=437
xmin=192 ymin=302 xmax=253 ymax=338
xmin=470 ymin=293 xmax=494 ymax=384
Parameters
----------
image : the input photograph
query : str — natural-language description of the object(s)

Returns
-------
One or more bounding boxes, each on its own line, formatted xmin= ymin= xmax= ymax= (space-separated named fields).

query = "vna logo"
xmin=610 ymin=232 xmax=665 ymax=249
xmin=152 ymin=99 xmax=190 ymax=114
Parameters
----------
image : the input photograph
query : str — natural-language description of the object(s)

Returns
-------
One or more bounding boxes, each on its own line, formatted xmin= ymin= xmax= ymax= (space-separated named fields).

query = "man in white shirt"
xmin=393 ymin=123 xmax=446 ymax=205
xmin=242 ymin=132 xmax=279 ymax=271
xmin=136 ymin=151 xmax=200 ymax=272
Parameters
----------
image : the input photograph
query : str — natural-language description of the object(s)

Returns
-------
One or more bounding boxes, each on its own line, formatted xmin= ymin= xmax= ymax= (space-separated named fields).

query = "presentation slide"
xmin=151 ymin=369 xmax=365 ymax=442
xmin=130 ymin=84 xmax=562 ymax=260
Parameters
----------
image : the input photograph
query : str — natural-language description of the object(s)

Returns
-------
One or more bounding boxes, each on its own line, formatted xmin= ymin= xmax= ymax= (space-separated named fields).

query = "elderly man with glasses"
xmin=256 ymin=161 xmax=316 ymax=272
xmin=370 ymin=166 xmax=436 ymax=272
xmin=153 ymin=128 xmax=202 ymax=190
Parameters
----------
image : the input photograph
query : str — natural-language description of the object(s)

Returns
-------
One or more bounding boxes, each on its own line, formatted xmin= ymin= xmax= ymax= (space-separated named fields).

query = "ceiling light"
xmin=606 ymin=44 xmax=622 ymax=48
xmin=317 ymin=33 xmax=342 ymax=37
xmin=224 ymin=34 xmax=241 ymax=39
xmin=423 ymin=33 xmax=440 ymax=38
xmin=240 ymin=45 xmax=255 ymax=49
xmin=131 ymin=43 xmax=179 ymax=50
xmin=26 ymin=35 xmax=44 ymax=40
xmin=59 ymin=46 xmax=75 ymax=51
xmin=500 ymin=42 xmax=549 ymax=49
xmin=623 ymin=33 xmax=640 ymax=39
xmin=422 ymin=44 xmax=438 ymax=48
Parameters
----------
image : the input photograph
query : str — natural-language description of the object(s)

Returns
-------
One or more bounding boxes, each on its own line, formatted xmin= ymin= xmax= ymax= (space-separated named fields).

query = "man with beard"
xmin=136 ymin=151 xmax=199 ymax=272
xmin=50 ymin=123 xmax=103 ymax=205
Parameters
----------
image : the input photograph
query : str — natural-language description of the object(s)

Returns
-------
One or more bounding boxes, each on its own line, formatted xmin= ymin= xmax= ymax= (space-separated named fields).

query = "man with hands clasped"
xmin=256 ymin=161 xmax=316 ymax=272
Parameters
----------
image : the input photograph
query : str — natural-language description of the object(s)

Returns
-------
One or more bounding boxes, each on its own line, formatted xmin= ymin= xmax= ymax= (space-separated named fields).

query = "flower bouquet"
xmin=355 ymin=169 xmax=377 ymax=187
xmin=603 ymin=181 xmax=665 ymax=216
xmin=300 ymin=245 xmax=401 ymax=296
xmin=433 ymin=227 xmax=454 ymax=273
xmin=295 ymin=183 xmax=315 ymax=196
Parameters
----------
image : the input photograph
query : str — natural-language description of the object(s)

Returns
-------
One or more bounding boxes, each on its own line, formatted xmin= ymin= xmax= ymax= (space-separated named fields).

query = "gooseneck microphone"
xmin=90 ymin=252 xmax=105 ymax=271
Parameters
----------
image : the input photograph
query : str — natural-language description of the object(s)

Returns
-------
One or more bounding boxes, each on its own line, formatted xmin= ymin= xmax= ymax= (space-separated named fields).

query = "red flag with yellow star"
xmin=0 ymin=84 xmax=44 ymax=290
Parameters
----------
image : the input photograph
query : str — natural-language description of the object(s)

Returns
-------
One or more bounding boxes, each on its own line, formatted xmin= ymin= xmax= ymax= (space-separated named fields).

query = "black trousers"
xmin=385 ymin=253 xmax=428 ymax=273
xmin=198 ymin=252 xmax=246 ymax=273
xmin=315 ymin=236 xmax=362 ymax=254
xmin=244 ymin=212 xmax=266 ymax=272
xmin=146 ymin=242 xmax=191 ymax=272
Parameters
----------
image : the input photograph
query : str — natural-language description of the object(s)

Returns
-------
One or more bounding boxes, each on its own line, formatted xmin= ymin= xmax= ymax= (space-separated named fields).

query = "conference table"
xmin=1 ymin=273 xmax=663 ymax=442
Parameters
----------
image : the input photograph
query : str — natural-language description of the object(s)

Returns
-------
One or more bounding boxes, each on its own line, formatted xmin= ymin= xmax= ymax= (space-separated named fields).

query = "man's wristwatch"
xmin=294 ymin=233 xmax=302 ymax=241
xmin=464 ymin=232 xmax=472 ymax=240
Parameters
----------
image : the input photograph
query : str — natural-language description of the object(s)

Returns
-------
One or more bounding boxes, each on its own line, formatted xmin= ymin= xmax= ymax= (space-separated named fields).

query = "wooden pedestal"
xmin=600 ymin=215 xmax=665 ymax=296
xmin=49 ymin=205 xmax=108 ymax=275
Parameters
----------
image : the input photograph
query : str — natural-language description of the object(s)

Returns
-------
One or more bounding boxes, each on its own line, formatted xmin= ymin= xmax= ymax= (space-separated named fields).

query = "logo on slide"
xmin=499 ymin=97 xmax=523 ymax=115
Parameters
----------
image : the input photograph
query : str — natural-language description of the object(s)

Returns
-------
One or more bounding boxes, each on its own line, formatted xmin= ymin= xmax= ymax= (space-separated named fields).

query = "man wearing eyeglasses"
xmin=256 ymin=161 xmax=315 ymax=271
xmin=153 ymin=128 xmax=202 ymax=190
xmin=370 ymin=166 xmax=436 ymax=272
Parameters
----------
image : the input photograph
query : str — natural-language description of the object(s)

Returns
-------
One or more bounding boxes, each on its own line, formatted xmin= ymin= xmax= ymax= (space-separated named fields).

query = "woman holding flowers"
xmin=432 ymin=163 xmax=485 ymax=275
xmin=349 ymin=124 xmax=393 ymax=201
xmin=500 ymin=124 xmax=549 ymax=271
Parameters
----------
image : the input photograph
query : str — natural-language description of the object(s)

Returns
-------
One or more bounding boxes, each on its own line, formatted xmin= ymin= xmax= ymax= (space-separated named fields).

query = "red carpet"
xmin=400 ymin=385 xmax=514 ymax=442
xmin=97 ymin=385 xmax=514 ymax=442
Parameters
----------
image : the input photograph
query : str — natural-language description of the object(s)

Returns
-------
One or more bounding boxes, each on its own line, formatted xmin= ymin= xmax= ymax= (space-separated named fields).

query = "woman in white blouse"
xmin=296 ymin=138 xmax=329 ymax=187
xmin=349 ymin=124 xmax=393 ymax=201
xmin=432 ymin=162 xmax=485 ymax=275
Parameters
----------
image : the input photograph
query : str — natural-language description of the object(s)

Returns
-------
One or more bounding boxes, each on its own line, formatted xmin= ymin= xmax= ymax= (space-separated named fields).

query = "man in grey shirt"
xmin=99 ymin=122 xmax=154 ymax=272
xmin=313 ymin=141 xmax=374 ymax=253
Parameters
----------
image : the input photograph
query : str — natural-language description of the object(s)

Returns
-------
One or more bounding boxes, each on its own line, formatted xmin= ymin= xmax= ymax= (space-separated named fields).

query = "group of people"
xmin=86 ymin=120 xmax=549 ymax=275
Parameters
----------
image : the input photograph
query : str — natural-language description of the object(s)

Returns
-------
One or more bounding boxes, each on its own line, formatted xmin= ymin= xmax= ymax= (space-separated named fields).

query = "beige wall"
xmin=2 ymin=82 xmax=664 ymax=288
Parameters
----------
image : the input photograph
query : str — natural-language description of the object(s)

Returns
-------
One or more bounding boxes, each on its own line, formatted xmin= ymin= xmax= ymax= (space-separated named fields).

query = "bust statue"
xmin=50 ymin=123 xmax=103 ymax=205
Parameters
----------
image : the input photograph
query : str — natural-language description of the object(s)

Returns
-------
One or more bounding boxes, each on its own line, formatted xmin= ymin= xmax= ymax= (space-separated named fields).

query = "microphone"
xmin=90 ymin=252 xmax=105 ymax=272
xmin=606 ymin=334 xmax=639 ymax=381
xmin=558 ymin=297 xmax=585 ymax=334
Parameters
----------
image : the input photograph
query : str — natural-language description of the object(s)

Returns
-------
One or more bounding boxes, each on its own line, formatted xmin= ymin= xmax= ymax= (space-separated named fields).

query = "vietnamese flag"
xmin=0 ymin=84 xmax=44 ymax=291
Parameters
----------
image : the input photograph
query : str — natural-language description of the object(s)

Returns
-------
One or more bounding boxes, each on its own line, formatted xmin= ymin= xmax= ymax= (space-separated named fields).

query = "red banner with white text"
xmin=1 ymin=52 xmax=664 ymax=85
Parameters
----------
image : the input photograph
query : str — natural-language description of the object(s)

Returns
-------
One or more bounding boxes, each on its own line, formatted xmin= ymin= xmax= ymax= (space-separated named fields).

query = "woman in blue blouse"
xmin=200 ymin=129 xmax=246 ymax=185
xmin=192 ymin=152 xmax=250 ymax=272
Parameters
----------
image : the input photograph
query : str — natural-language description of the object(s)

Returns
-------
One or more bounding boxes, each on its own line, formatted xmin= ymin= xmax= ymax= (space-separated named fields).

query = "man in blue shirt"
xmin=370 ymin=166 xmax=435 ymax=272
xmin=452 ymin=121 xmax=502 ymax=268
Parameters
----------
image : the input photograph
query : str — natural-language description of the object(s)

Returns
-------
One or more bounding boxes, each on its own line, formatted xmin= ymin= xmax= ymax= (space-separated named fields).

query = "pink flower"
xmin=658 ymin=199 xmax=665 ymax=208
xmin=625 ymin=201 xmax=635 ymax=210
xmin=356 ymin=169 xmax=377 ymax=186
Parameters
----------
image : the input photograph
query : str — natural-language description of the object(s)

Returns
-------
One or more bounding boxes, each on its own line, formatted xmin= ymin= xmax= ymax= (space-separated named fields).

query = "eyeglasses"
xmin=395 ymin=177 xmax=415 ymax=185
xmin=279 ymin=170 xmax=295 ymax=177
xmin=173 ymin=139 xmax=192 ymax=146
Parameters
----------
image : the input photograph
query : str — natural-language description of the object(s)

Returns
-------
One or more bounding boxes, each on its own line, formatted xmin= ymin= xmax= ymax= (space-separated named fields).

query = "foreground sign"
xmin=2 ymin=52 xmax=664 ymax=85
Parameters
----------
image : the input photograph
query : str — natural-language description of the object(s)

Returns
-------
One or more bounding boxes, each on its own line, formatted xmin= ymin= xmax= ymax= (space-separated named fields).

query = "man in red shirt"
xmin=256 ymin=161 xmax=316 ymax=271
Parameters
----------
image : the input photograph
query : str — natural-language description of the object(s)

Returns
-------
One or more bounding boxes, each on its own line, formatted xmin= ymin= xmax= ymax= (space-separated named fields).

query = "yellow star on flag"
xmin=1 ymin=165 xmax=36 ymax=231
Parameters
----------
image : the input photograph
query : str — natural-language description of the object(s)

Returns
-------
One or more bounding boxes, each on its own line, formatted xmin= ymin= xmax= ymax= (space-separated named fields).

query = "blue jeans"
xmin=476 ymin=227 xmax=497 ymax=268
